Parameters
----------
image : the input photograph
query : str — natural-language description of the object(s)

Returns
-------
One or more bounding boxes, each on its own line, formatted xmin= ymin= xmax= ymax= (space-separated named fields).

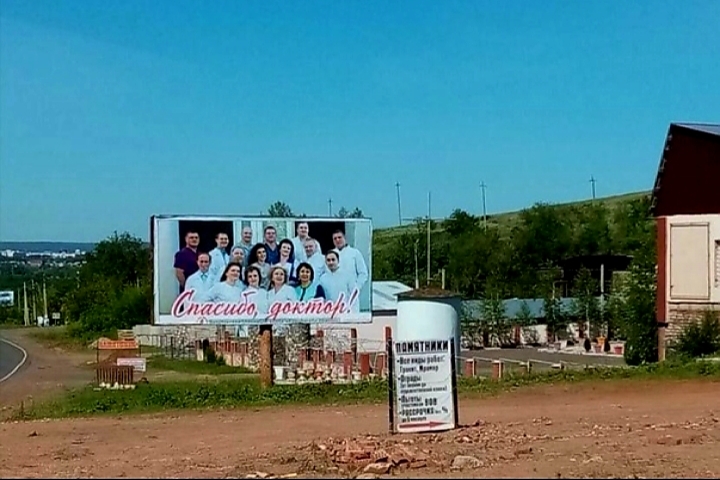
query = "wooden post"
xmin=359 ymin=353 xmax=371 ymax=378
xmin=350 ymin=328 xmax=358 ymax=362
xmin=259 ymin=324 xmax=273 ymax=388
xmin=464 ymin=358 xmax=476 ymax=378
xmin=343 ymin=351 xmax=353 ymax=377
xmin=491 ymin=360 xmax=503 ymax=381
xmin=375 ymin=353 xmax=386 ymax=377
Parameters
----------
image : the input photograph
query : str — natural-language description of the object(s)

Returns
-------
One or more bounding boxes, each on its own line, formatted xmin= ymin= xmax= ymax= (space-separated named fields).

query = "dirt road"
xmin=2 ymin=379 xmax=719 ymax=478
xmin=0 ymin=328 xmax=92 ymax=417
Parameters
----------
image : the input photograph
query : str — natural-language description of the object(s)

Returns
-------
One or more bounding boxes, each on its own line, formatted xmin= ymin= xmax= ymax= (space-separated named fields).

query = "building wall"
xmin=313 ymin=314 xmax=397 ymax=354
xmin=667 ymin=302 xmax=720 ymax=341
xmin=660 ymin=214 xmax=720 ymax=341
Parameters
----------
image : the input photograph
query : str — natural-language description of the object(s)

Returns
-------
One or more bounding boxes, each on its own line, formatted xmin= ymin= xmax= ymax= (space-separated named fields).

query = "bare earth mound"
xmin=1 ymin=379 xmax=719 ymax=478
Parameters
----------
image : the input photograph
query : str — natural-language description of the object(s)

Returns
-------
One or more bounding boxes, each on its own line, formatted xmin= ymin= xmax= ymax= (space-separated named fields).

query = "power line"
xmin=589 ymin=175 xmax=597 ymax=200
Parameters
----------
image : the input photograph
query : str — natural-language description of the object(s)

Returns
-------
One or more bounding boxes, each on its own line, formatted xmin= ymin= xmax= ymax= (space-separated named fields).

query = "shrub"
xmin=214 ymin=353 xmax=226 ymax=366
xmin=205 ymin=348 xmax=218 ymax=363
xmin=674 ymin=310 xmax=720 ymax=358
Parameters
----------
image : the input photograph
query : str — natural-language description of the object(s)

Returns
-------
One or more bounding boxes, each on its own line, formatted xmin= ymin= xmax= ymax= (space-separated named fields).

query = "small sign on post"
xmin=388 ymin=338 xmax=458 ymax=434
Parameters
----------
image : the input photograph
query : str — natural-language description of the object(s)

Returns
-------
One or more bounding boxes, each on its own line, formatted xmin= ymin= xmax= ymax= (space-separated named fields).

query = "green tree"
xmin=481 ymin=284 xmax=510 ymax=346
xmin=267 ymin=201 xmax=294 ymax=217
xmin=81 ymin=232 xmax=149 ymax=286
xmin=444 ymin=209 xmax=478 ymax=237
xmin=336 ymin=207 xmax=364 ymax=218
xmin=516 ymin=300 xmax=540 ymax=345
xmin=515 ymin=301 xmax=535 ymax=327
xmin=510 ymin=204 xmax=572 ymax=296
xmin=446 ymin=227 xmax=508 ymax=298
xmin=572 ymin=203 xmax=613 ymax=256
xmin=570 ymin=267 xmax=601 ymax=338
xmin=63 ymin=233 xmax=152 ymax=341
xmin=612 ymin=196 xmax=654 ymax=254
xmin=618 ymin=232 xmax=658 ymax=365
xmin=540 ymin=270 xmax=568 ymax=342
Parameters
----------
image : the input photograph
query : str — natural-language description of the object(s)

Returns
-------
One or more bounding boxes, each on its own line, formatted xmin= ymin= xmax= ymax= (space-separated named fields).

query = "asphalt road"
xmin=0 ymin=335 xmax=27 ymax=383
xmin=462 ymin=347 xmax=627 ymax=366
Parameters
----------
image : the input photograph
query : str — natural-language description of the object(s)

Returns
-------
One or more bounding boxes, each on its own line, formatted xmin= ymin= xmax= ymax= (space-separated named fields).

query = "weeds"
xmin=14 ymin=359 xmax=720 ymax=421
xmin=26 ymin=326 xmax=87 ymax=350
xmin=147 ymin=356 xmax=253 ymax=376
xmin=674 ymin=310 xmax=720 ymax=359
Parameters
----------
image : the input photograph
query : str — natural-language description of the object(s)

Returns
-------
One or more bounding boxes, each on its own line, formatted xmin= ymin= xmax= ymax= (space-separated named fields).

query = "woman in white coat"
xmin=206 ymin=262 xmax=245 ymax=303
xmin=243 ymin=264 xmax=269 ymax=315
xmin=266 ymin=265 xmax=297 ymax=304
xmin=247 ymin=243 xmax=271 ymax=289
xmin=277 ymin=239 xmax=297 ymax=283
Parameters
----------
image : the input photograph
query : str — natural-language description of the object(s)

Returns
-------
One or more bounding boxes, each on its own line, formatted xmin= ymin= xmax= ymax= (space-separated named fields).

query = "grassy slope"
xmin=373 ymin=190 xmax=650 ymax=253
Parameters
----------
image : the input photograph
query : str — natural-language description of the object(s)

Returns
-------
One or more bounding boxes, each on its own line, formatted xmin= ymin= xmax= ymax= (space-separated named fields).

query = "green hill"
xmin=373 ymin=190 xmax=651 ymax=251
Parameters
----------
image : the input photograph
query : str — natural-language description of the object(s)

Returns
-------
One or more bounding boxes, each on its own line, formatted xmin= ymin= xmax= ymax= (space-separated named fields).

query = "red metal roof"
xmin=651 ymin=123 xmax=720 ymax=217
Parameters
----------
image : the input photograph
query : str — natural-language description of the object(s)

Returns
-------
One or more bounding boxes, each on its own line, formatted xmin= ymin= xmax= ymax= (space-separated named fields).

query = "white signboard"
xmin=0 ymin=290 xmax=14 ymax=306
xmin=117 ymin=357 xmax=147 ymax=372
xmin=393 ymin=339 xmax=456 ymax=434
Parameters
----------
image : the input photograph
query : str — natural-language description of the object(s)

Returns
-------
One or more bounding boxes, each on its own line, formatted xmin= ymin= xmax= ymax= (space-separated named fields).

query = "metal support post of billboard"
xmin=449 ymin=337 xmax=460 ymax=428
xmin=386 ymin=337 xmax=396 ymax=434
xmin=259 ymin=324 xmax=273 ymax=388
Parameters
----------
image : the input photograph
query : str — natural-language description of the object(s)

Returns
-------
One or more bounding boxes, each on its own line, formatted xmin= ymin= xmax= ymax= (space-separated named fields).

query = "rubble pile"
xmin=240 ymin=414 xmax=720 ymax=478
xmin=284 ymin=419 xmax=531 ymax=477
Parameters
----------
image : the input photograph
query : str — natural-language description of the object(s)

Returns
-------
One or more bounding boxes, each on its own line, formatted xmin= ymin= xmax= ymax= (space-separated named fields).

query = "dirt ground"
xmin=2 ymin=328 xmax=720 ymax=479
xmin=0 ymin=328 xmax=93 ymax=416
xmin=0 ymin=379 xmax=718 ymax=478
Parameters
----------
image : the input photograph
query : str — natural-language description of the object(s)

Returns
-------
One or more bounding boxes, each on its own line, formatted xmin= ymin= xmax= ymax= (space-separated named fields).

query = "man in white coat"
xmin=302 ymin=237 xmax=326 ymax=278
xmin=209 ymin=232 xmax=230 ymax=281
xmin=184 ymin=253 xmax=215 ymax=302
xmin=319 ymin=251 xmax=354 ymax=304
xmin=291 ymin=222 xmax=322 ymax=262
xmin=331 ymin=230 xmax=368 ymax=292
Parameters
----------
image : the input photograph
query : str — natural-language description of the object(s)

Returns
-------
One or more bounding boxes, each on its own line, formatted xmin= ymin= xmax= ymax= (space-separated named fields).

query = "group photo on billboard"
xmin=152 ymin=215 xmax=373 ymax=325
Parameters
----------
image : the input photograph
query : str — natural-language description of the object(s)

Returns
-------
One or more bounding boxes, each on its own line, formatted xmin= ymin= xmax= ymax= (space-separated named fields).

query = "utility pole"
xmin=395 ymin=182 xmax=402 ymax=226
xmin=43 ymin=279 xmax=49 ymax=321
xmin=23 ymin=282 xmax=29 ymax=326
xmin=414 ymin=240 xmax=420 ymax=289
xmin=31 ymin=280 xmax=37 ymax=323
xmin=589 ymin=175 xmax=597 ymax=200
xmin=328 ymin=198 xmax=333 ymax=217
xmin=479 ymin=181 xmax=488 ymax=231
xmin=426 ymin=191 xmax=431 ymax=286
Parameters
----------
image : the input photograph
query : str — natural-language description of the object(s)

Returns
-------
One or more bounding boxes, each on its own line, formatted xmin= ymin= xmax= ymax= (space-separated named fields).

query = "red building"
xmin=651 ymin=123 xmax=720 ymax=358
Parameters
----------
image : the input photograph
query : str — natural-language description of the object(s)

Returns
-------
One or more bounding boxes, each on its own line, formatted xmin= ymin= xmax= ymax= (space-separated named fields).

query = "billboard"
xmin=152 ymin=215 xmax=372 ymax=325
xmin=0 ymin=290 xmax=14 ymax=306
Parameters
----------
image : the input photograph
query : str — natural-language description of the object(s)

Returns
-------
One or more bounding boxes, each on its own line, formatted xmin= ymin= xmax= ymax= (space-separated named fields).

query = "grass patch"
xmin=147 ymin=356 xmax=254 ymax=376
xmin=19 ymin=377 xmax=389 ymax=419
xmin=0 ymin=323 xmax=27 ymax=330
xmin=15 ymin=359 xmax=720 ymax=420
xmin=26 ymin=326 xmax=88 ymax=351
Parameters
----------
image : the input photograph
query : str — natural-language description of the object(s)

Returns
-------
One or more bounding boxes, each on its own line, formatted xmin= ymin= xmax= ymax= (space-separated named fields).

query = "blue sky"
xmin=1 ymin=1 xmax=718 ymax=242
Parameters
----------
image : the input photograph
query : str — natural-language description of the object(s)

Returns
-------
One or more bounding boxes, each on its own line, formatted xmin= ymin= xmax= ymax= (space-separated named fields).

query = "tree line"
xmin=0 ymin=196 xmax=661 ymax=364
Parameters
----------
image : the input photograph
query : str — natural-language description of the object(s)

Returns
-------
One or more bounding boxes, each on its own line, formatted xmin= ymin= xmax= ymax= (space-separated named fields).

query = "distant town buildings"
xmin=0 ymin=248 xmax=86 ymax=268
xmin=1 ymin=248 xmax=85 ymax=259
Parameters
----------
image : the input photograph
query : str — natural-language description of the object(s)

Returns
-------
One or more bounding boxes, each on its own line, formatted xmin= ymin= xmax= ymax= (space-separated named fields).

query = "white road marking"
xmin=0 ymin=337 xmax=28 ymax=383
